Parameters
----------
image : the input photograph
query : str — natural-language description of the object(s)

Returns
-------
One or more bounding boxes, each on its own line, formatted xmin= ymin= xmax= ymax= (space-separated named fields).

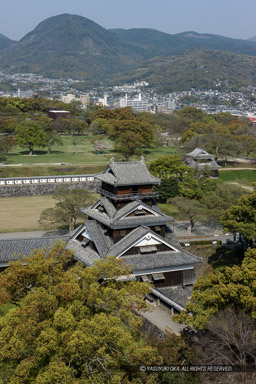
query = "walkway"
xmin=141 ymin=304 xmax=184 ymax=335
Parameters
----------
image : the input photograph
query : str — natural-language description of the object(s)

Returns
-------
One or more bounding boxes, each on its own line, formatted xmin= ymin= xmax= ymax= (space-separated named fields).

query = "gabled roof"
xmin=185 ymin=147 xmax=220 ymax=170
xmin=107 ymin=226 xmax=183 ymax=257
xmin=82 ymin=199 xmax=172 ymax=229
xmin=106 ymin=226 xmax=201 ymax=271
xmin=96 ymin=161 xmax=160 ymax=186
xmin=66 ymin=238 xmax=100 ymax=267
xmin=71 ymin=220 xmax=112 ymax=258
xmin=67 ymin=220 xmax=201 ymax=272
xmin=186 ymin=147 xmax=213 ymax=158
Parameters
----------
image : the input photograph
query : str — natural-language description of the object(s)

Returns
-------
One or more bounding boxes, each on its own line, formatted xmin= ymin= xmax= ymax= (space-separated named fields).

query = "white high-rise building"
xmin=119 ymin=93 xmax=149 ymax=112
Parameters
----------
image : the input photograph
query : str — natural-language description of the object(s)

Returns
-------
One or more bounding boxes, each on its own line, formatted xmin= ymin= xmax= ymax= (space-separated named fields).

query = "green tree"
xmin=39 ymin=187 xmax=97 ymax=231
xmin=174 ymin=247 xmax=256 ymax=329
xmin=149 ymin=155 xmax=201 ymax=200
xmin=171 ymin=196 xmax=204 ymax=232
xmin=0 ymin=243 xmax=161 ymax=383
xmin=109 ymin=119 xmax=155 ymax=145
xmin=114 ymin=132 xmax=145 ymax=161
xmin=220 ymin=184 xmax=256 ymax=242
xmin=0 ymin=136 xmax=16 ymax=154
xmin=89 ymin=118 xmax=112 ymax=135
xmin=156 ymin=178 xmax=180 ymax=203
xmin=15 ymin=120 xmax=46 ymax=155
xmin=91 ymin=107 xmax=134 ymax=121
xmin=35 ymin=115 xmax=62 ymax=155
xmin=236 ymin=134 xmax=256 ymax=158
xmin=109 ymin=119 xmax=155 ymax=160
xmin=201 ymin=181 xmax=246 ymax=222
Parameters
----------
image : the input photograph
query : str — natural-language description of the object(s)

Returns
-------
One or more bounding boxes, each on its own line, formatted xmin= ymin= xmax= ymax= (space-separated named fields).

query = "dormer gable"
xmin=94 ymin=201 xmax=108 ymax=215
xmin=116 ymin=231 xmax=179 ymax=258
xmin=122 ymin=204 xmax=160 ymax=219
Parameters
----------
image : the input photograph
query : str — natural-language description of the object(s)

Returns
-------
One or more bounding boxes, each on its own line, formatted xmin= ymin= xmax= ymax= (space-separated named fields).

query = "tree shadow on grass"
xmin=16 ymin=150 xmax=64 ymax=156
xmin=208 ymin=245 xmax=244 ymax=272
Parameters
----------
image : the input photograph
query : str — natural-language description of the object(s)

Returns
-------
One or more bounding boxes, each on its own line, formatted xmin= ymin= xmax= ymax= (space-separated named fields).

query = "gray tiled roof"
xmin=186 ymin=147 xmax=212 ymax=158
xmin=81 ymin=221 xmax=111 ymax=258
xmin=185 ymin=147 xmax=220 ymax=170
xmin=66 ymin=239 xmax=100 ymax=266
xmin=185 ymin=157 xmax=220 ymax=170
xmin=96 ymin=161 xmax=160 ymax=186
xmin=101 ymin=197 xmax=116 ymax=218
xmin=0 ymin=235 xmax=70 ymax=265
xmin=108 ymin=226 xmax=150 ymax=257
xmin=122 ymin=249 xmax=201 ymax=271
xmin=107 ymin=226 xmax=200 ymax=262
xmin=156 ymin=286 xmax=193 ymax=308
xmin=83 ymin=199 xmax=172 ymax=230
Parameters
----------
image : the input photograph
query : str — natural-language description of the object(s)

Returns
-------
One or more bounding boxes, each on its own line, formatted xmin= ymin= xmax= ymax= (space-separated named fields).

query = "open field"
xmin=5 ymin=136 xmax=114 ymax=166
xmin=2 ymin=135 xmax=179 ymax=170
xmin=0 ymin=165 xmax=107 ymax=178
xmin=219 ymin=169 xmax=256 ymax=186
xmin=0 ymin=195 xmax=56 ymax=232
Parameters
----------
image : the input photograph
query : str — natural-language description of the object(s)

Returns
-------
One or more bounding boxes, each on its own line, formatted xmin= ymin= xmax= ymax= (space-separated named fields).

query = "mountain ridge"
xmin=111 ymin=49 xmax=256 ymax=93
xmin=0 ymin=14 xmax=143 ymax=82
xmin=110 ymin=28 xmax=256 ymax=58
xmin=0 ymin=33 xmax=15 ymax=51
xmin=0 ymin=13 xmax=256 ymax=90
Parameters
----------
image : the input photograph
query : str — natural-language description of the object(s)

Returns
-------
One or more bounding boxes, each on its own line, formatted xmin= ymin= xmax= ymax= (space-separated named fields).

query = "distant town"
xmin=1 ymin=71 xmax=256 ymax=121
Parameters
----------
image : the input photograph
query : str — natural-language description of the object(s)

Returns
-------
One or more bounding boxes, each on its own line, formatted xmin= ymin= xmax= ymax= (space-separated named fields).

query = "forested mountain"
xmin=248 ymin=35 xmax=256 ymax=43
xmin=112 ymin=49 xmax=256 ymax=93
xmin=110 ymin=28 xmax=256 ymax=58
xmin=0 ymin=14 xmax=143 ymax=82
xmin=0 ymin=33 xmax=15 ymax=51
xmin=0 ymin=13 xmax=256 ymax=91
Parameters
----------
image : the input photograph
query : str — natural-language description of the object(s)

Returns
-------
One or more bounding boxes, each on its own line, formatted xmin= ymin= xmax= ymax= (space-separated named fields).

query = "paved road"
xmin=178 ymin=233 xmax=234 ymax=244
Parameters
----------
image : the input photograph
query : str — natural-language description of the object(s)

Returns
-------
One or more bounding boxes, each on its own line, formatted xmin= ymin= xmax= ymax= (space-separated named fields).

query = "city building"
xmin=61 ymin=93 xmax=90 ymax=109
xmin=119 ymin=94 xmax=149 ymax=112
xmin=17 ymin=89 xmax=34 ymax=98
xmin=47 ymin=108 xmax=70 ymax=120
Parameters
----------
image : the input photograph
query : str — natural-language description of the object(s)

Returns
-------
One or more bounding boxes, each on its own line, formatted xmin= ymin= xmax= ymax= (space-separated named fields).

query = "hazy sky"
xmin=0 ymin=0 xmax=254 ymax=41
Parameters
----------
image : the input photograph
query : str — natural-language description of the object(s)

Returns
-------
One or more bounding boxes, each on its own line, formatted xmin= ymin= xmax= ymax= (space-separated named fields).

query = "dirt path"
xmin=227 ymin=182 xmax=253 ymax=191
xmin=219 ymin=167 xmax=256 ymax=171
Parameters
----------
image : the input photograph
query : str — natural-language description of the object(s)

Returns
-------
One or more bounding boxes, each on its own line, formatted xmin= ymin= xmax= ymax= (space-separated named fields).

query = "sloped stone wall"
xmin=0 ymin=180 xmax=101 ymax=197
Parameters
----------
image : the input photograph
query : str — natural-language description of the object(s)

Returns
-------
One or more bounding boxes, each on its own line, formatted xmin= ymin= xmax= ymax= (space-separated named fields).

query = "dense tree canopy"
xmin=174 ymin=247 xmax=256 ymax=329
xmin=201 ymin=179 xmax=246 ymax=222
xmin=149 ymin=155 xmax=201 ymax=200
xmin=220 ymin=184 xmax=256 ymax=241
xmin=15 ymin=120 xmax=46 ymax=155
xmin=0 ymin=243 xmax=165 ymax=383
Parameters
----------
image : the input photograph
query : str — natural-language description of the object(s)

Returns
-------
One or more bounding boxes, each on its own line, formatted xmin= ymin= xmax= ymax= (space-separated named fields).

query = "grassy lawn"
xmin=0 ymin=135 xmax=180 ymax=177
xmin=219 ymin=169 xmax=256 ymax=186
xmin=5 ymin=136 xmax=115 ymax=166
xmin=0 ymin=195 xmax=56 ymax=232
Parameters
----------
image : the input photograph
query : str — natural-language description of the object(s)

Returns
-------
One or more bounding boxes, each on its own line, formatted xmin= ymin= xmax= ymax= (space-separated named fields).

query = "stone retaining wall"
xmin=0 ymin=180 xmax=101 ymax=197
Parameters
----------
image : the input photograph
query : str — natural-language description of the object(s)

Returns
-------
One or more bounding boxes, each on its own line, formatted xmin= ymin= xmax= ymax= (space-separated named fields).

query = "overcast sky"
xmin=0 ymin=0 xmax=254 ymax=41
